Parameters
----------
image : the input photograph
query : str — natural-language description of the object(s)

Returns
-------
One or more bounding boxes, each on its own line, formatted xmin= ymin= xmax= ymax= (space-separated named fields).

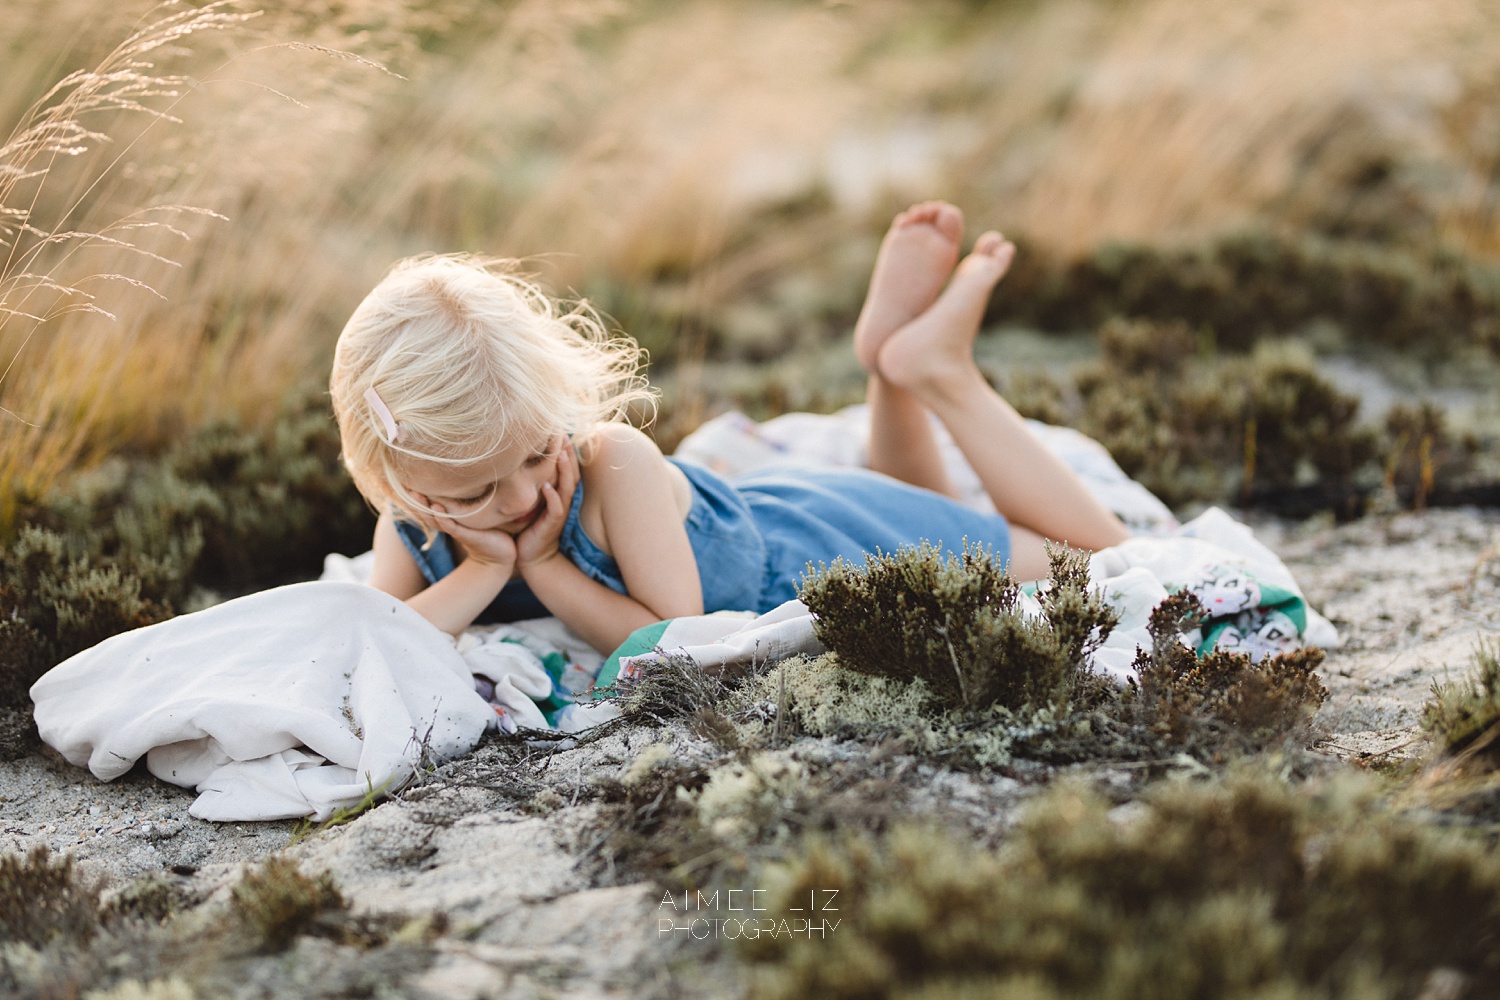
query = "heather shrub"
xmin=790 ymin=551 xmax=1327 ymax=768
xmin=1125 ymin=592 xmax=1329 ymax=753
xmin=0 ymin=846 xmax=104 ymax=948
xmin=1075 ymin=330 xmax=1376 ymax=507
xmin=1422 ymin=640 xmax=1500 ymax=768
xmin=996 ymin=230 xmax=1500 ymax=357
xmin=0 ymin=390 xmax=373 ymax=713
xmin=742 ymin=772 xmax=1500 ymax=1000
xmin=798 ymin=542 xmax=1117 ymax=714
xmin=0 ymin=527 xmax=173 ymax=707
xmin=229 ymin=856 xmax=348 ymax=953
xmin=0 ymin=849 xmax=439 ymax=997
xmin=1382 ymin=401 xmax=1479 ymax=509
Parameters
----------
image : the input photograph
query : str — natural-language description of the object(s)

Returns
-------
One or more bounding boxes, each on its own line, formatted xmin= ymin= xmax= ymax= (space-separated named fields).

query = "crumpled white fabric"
xmin=321 ymin=553 xmax=621 ymax=737
xmin=455 ymin=623 xmax=620 ymax=734
xmin=613 ymin=601 xmax=818 ymax=684
xmin=31 ymin=581 xmax=495 ymax=822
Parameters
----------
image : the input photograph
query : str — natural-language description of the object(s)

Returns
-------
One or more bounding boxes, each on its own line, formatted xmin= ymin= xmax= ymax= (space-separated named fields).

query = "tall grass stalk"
xmin=0 ymin=0 xmax=414 ymax=532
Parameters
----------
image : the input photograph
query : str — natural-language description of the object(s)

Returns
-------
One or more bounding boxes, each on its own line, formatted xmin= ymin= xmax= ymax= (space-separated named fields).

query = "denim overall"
xmin=395 ymin=457 xmax=1012 ymax=621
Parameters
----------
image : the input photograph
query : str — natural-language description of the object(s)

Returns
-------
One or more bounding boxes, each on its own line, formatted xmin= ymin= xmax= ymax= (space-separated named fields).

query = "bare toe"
xmin=853 ymin=201 xmax=966 ymax=371
xmin=955 ymin=231 xmax=1016 ymax=280
xmin=903 ymin=201 xmax=965 ymax=246
xmin=875 ymin=232 xmax=1016 ymax=394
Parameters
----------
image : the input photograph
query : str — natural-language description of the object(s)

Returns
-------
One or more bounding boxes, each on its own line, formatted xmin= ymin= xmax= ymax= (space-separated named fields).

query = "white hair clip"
xmin=363 ymin=387 xmax=401 ymax=444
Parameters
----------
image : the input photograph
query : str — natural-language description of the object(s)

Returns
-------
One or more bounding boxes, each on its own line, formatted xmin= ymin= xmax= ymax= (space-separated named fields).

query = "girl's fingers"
xmin=558 ymin=441 xmax=580 ymax=497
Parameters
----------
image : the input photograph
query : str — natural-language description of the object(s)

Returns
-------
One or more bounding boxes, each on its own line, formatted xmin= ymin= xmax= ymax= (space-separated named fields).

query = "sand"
xmin=3 ymin=506 xmax=1497 ymax=998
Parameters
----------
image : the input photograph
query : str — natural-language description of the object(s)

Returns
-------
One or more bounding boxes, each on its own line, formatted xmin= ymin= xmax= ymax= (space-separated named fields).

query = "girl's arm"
xmin=369 ymin=511 xmax=513 ymax=635
xmin=519 ymin=426 xmax=704 ymax=653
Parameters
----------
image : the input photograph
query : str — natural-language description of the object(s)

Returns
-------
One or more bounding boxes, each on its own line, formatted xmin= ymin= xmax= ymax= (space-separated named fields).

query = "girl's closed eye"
xmin=524 ymin=437 xmax=561 ymax=467
xmin=451 ymin=484 xmax=496 ymax=507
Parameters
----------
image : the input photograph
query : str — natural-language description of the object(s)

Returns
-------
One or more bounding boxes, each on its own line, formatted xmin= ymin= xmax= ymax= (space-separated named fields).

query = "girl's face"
xmin=400 ymin=432 xmax=566 ymax=533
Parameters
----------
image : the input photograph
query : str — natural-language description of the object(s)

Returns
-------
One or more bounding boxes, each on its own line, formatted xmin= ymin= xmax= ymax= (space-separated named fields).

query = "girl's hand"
xmin=516 ymin=438 xmax=580 ymax=572
xmin=428 ymin=498 xmax=518 ymax=574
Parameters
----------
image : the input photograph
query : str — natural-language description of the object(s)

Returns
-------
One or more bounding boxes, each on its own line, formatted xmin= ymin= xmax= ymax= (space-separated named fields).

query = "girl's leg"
xmin=855 ymin=202 xmax=965 ymax=500
xmin=877 ymin=232 xmax=1130 ymax=580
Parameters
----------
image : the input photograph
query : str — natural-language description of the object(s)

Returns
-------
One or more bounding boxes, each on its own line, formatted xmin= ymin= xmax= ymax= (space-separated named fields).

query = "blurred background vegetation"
xmin=5 ymin=0 xmax=1500 ymax=542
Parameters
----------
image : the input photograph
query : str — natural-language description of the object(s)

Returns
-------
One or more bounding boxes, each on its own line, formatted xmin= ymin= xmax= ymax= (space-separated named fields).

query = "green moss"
xmin=742 ymin=771 xmax=1500 ymax=1000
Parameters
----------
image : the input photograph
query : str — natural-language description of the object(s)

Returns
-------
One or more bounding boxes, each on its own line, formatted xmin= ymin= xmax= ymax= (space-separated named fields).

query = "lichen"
xmin=688 ymin=750 xmax=809 ymax=845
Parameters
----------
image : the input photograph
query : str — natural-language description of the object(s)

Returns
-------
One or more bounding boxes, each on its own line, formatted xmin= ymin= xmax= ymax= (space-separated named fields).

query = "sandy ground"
xmin=4 ymin=506 xmax=1498 ymax=997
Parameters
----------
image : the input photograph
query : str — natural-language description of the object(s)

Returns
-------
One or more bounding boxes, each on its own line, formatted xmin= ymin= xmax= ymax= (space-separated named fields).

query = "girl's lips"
xmin=502 ymin=497 xmax=546 ymax=531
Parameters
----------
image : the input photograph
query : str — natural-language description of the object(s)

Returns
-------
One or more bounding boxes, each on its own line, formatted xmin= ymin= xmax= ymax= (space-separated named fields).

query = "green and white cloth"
xmin=593 ymin=506 xmax=1336 ymax=692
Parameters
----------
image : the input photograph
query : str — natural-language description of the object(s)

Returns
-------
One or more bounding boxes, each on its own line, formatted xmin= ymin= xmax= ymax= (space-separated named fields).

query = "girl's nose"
xmin=496 ymin=478 xmax=538 ymax=517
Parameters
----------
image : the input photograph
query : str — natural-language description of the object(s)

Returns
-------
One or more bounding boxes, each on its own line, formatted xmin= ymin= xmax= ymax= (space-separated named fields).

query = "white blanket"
xmin=32 ymin=582 xmax=490 ymax=822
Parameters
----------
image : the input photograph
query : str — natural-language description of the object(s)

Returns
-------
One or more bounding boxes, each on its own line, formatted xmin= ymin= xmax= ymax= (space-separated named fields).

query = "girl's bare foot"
xmin=852 ymin=201 xmax=965 ymax=372
xmin=876 ymin=230 xmax=1015 ymax=397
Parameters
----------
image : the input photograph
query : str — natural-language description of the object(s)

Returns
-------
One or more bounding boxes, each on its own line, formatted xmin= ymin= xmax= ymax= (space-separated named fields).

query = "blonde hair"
xmin=330 ymin=254 xmax=656 ymax=532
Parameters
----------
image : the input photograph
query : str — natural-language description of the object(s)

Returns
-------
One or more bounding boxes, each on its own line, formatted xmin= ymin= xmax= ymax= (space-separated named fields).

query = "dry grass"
xmin=6 ymin=0 xmax=1500 ymax=525
xmin=0 ymin=0 xmax=416 ymax=530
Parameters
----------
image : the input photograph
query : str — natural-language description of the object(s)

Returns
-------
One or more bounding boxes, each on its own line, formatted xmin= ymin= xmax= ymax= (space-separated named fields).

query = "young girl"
xmin=330 ymin=202 xmax=1130 ymax=656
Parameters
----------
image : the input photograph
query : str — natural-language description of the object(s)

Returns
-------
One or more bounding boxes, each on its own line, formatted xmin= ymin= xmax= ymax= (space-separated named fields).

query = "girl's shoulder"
xmin=576 ymin=421 xmax=665 ymax=471
xmin=576 ymin=422 xmax=692 ymax=546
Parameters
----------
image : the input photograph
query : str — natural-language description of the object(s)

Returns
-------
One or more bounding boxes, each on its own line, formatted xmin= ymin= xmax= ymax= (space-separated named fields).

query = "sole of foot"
xmin=875 ymin=230 xmax=1015 ymax=394
xmin=852 ymin=201 xmax=965 ymax=373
